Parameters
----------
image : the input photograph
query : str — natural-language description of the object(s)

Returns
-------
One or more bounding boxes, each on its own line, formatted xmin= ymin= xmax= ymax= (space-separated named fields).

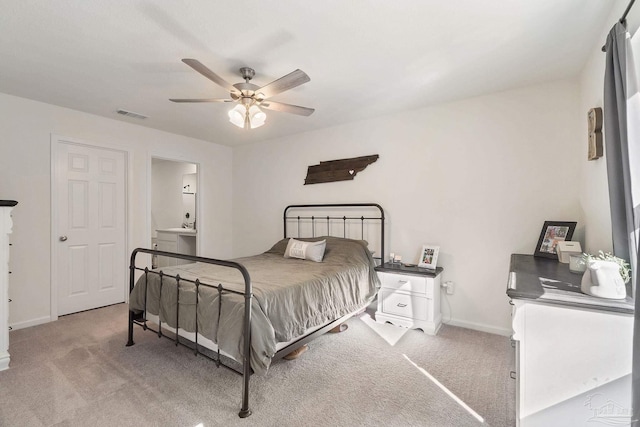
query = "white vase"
xmin=580 ymin=260 xmax=626 ymax=299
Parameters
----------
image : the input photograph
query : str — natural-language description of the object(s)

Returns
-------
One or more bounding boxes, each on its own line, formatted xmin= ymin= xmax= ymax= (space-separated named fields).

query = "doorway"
xmin=51 ymin=136 xmax=128 ymax=317
xmin=151 ymin=158 xmax=198 ymax=266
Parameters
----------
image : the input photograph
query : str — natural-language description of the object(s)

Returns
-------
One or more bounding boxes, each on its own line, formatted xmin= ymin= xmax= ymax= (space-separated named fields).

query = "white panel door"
xmin=55 ymin=141 xmax=126 ymax=316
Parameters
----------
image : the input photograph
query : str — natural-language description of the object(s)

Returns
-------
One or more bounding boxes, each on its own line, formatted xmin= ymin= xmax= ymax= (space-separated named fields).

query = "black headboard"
xmin=283 ymin=203 xmax=385 ymax=265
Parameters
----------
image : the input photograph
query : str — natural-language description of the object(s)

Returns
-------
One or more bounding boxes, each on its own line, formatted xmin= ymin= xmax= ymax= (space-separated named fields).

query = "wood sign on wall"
xmin=304 ymin=154 xmax=379 ymax=185
xmin=588 ymin=107 xmax=603 ymax=161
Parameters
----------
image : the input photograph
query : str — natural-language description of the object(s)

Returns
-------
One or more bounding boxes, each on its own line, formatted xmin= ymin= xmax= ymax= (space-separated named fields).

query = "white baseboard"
xmin=10 ymin=316 xmax=51 ymax=331
xmin=0 ymin=350 xmax=9 ymax=371
xmin=442 ymin=317 xmax=511 ymax=337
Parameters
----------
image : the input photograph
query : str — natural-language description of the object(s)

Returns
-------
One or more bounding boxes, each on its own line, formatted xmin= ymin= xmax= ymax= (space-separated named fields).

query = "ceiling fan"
xmin=170 ymin=58 xmax=314 ymax=129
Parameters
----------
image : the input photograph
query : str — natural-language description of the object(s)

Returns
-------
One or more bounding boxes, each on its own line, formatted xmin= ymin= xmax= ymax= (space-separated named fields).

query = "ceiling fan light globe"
xmin=228 ymin=105 xmax=246 ymax=128
xmin=248 ymin=105 xmax=265 ymax=119
xmin=250 ymin=120 xmax=265 ymax=129
xmin=248 ymin=105 xmax=266 ymax=129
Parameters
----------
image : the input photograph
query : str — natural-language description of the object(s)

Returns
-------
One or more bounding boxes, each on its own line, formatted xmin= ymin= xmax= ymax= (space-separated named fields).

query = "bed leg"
xmin=239 ymin=284 xmax=252 ymax=418
xmin=238 ymin=358 xmax=251 ymax=417
xmin=126 ymin=310 xmax=135 ymax=347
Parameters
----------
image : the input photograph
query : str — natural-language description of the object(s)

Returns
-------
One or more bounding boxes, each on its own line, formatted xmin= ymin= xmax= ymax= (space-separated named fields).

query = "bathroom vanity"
xmin=155 ymin=228 xmax=197 ymax=267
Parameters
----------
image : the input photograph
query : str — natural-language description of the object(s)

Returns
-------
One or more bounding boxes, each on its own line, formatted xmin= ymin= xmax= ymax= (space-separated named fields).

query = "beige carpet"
xmin=0 ymin=303 xmax=515 ymax=426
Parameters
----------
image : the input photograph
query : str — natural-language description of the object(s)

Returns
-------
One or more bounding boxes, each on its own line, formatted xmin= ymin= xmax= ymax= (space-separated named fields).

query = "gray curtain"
xmin=635 ymin=248 xmax=640 ymax=426
xmin=604 ymin=22 xmax=634 ymax=263
xmin=604 ymin=21 xmax=639 ymax=427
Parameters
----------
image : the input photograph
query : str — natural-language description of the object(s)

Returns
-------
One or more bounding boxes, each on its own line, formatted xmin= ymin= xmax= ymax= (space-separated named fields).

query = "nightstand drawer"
xmin=380 ymin=272 xmax=432 ymax=297
xmin=380 ymin=290 xmax=429 ymax=320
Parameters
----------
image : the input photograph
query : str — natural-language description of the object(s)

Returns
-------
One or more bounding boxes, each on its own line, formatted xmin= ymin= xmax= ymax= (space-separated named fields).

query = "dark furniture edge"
xmin=376 ymin=262 xmax=443 ymax=277
xmin=507 ymin=253 xmax=634 ymax=315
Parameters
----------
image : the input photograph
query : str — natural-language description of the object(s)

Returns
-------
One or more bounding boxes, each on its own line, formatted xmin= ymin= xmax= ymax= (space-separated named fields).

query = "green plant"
xmin=583 ymin=251 xmax=631 ymax=284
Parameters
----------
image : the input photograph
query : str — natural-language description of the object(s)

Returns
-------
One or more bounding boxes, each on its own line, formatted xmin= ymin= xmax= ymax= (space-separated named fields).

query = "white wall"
xmin=233 ymin=79 xmax=584 ymax=335
xmin=0 ymin=92 xmax=233 ymax=328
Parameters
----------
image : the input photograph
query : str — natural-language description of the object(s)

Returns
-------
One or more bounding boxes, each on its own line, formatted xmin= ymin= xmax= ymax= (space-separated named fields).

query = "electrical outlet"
xmin=443 ymin=281 xmax=455 ymax=295
xmin=446 ymin=282 xmax=454 ymax=295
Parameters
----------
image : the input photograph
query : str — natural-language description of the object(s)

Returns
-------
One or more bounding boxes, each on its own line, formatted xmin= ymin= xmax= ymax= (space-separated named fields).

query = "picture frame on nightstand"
xmin=418 ymin=245 xmax=439 ymax=269
xmin=533 ymin=221 xmax=577 ymax=259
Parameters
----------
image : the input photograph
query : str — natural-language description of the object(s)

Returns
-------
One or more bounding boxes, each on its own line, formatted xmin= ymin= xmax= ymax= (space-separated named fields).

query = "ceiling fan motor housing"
xmin=239 ymin=67 xmax=255 ymax=81
xmin=233 ymin=77 xmax=261 ymax=106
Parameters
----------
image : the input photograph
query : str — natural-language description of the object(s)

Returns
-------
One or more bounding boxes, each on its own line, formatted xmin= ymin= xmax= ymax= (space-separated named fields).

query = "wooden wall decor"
xmin=588 ymin=107 xmax=603 ymax=160
xmin=304 ymin=154 xmax=379 ymax=185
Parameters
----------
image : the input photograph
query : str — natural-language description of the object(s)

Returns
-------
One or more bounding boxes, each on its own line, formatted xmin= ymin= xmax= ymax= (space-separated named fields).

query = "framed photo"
xmin=418 ymin=245 xmax=439 ymax=269
xmin=534 ymin=221 xmax=577 ymax=259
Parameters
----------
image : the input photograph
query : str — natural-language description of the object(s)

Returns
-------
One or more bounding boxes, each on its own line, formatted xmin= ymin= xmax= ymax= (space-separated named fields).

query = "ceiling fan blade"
xmin=182 ymin=58 xmax=237 ymax=93
xmin=260 ymin=101 xmax=314 ymax=116
xmin=256 ymin=69 xmax=310 ymax=99
xmin=169 ymin=98 xmax=234 ymax=103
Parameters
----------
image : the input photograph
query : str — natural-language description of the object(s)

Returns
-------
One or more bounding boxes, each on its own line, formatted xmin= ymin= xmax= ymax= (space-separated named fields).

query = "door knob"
xmin=59 ymin=236 xmax=68 ymax=242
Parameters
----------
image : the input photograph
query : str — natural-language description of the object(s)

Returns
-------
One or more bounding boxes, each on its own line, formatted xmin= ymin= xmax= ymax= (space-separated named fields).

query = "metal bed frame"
xmin=126 ymin=203 xmax=385 ymax=418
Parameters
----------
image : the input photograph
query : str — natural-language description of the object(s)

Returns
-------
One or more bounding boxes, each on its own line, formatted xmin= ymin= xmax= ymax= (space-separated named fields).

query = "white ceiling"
xmin=0 ymin=1 xmax=615 ymax=146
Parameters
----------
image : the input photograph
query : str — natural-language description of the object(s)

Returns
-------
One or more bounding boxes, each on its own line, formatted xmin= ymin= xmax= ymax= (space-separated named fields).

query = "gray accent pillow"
xmin=284 ymin=238 xmax=326 ymax=262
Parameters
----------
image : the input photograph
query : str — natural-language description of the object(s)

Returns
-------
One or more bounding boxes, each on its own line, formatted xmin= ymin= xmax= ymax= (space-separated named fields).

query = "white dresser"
xmin=507 ymin=254 xmax=634 ymax=426
xmin=0 ymin=200 xmax=17 ymax=371
xmin=375 ymin=263 xmax=443 ymax=335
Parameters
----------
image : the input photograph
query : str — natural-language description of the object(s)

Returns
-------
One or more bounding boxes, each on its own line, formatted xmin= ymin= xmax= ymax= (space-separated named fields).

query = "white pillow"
xmin=284 ymin=238 xmax=326 ymax=262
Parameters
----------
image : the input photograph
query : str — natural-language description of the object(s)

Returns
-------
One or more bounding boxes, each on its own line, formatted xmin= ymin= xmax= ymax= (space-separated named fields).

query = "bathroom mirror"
xmin=182 ymin=173 xmax=196 ymax=229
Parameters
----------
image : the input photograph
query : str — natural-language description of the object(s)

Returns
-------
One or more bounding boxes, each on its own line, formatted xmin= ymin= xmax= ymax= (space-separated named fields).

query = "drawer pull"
xmin=397 ymin=303 xmax=407 ymax=308
xmin=8 ymin=326 xmax=12 ymax=331
xmin=397 ymin=280 xmax=409 ymax=284
xmin=8 ymin=299 xmax=11 ymax=303
xmin=510 ymin=371 xmax=516 ymax=380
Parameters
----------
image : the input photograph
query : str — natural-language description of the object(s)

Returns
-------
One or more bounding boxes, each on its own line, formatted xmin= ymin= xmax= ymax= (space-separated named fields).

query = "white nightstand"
xmin=375 ymin=263 xmax=443 ymax=335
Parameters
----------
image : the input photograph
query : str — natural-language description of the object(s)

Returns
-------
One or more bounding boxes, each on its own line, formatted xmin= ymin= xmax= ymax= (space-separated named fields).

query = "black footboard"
xmin=127 ymin=248 xmax=253 ymax=418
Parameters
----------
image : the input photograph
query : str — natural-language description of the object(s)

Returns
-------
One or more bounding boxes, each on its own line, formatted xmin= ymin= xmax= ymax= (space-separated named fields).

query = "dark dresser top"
xmin=507 ymin=254 xmax=634 ymax=315
xmin=0 ymin=200 xmax=17 ymax=207
xmin=376 ymin=262 xmax=443 ymax=277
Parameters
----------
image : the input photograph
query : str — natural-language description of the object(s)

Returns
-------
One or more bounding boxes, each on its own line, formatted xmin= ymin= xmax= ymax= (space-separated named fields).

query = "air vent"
xmin=116 ymin=109 xmax=148 ymax=120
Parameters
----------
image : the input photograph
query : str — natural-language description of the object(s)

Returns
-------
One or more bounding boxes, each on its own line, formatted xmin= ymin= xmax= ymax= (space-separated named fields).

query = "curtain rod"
xmin=620 ymin=0 xmax=636 ymax=24
xmin=601 ymin=0 xmax=637 ymax=52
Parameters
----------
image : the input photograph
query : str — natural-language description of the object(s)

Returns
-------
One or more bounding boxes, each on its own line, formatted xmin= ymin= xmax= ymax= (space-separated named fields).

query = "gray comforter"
xmin=129 ymin=237 xmax=379 ymax=374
